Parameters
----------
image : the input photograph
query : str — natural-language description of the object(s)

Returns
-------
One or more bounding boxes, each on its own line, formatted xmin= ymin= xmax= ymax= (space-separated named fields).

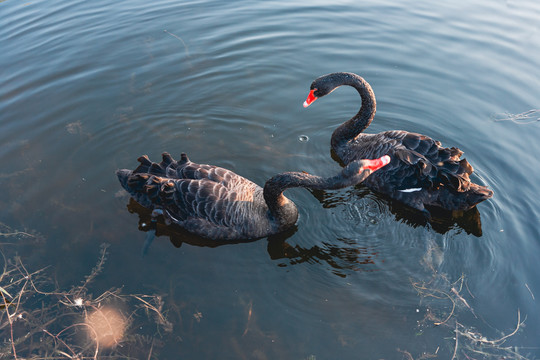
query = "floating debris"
xmin=492 ymin=109 xmax=540 ymax=124
xmin=298 ymin=135 xmax=309 ymax=142
xmin=65 ymin=121 xmax=83 ymax=135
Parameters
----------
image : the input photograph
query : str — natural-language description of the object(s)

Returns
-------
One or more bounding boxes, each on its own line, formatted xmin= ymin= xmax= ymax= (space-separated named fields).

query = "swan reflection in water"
xmin=310 ymin=185 xmax=484 ymax=237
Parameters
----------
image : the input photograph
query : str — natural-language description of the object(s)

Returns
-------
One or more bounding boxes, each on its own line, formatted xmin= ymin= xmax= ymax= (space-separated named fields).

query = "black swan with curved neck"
xmin=303 ymin=72 xmax=493 ymax=215
xmin=117 ymin=152 xmax=390 ymax=241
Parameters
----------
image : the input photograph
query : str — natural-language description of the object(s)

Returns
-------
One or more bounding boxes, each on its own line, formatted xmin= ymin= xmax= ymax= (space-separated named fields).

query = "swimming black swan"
xmin=303 ymin=72 xmax=493 ymax=215
xmin=117 ymin=152 xmax=390 ymax=241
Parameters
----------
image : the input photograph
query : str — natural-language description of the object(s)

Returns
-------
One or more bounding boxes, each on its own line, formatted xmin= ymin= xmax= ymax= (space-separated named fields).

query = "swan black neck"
xmin=325 ymin=73 xmax=376 ymax=150
xmin=263 ymin=172 xmax=314 ymax=228
xmin=262 ymin=167 xmax=367 ymax=227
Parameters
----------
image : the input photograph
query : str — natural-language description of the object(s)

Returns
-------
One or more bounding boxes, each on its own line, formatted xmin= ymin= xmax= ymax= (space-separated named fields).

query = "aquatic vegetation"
xmin=492 ymin=109 xmax=540 ymax=125
xmin=402 ymin=241 xmax=531 ymax=360
xmin=0 ymin=233 xmax=172 ymax=359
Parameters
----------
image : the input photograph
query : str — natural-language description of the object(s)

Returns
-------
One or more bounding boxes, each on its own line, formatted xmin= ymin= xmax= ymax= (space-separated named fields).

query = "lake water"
xmin=1 ymin=0 xmax=540 ymax=358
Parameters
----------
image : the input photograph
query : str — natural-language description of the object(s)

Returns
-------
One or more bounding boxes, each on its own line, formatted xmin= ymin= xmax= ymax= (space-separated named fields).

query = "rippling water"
xmin=1 ymin=0 xmax=540 ymax=358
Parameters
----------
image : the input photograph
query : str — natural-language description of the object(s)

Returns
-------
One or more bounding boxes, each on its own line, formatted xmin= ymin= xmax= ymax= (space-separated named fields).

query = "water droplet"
xmin=298 ymin=135 xmax=309 ymax=142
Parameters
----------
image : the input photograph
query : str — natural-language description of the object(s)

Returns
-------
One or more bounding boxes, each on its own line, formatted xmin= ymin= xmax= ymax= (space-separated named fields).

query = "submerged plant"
xmin=402 ymin=239 xmax=532 ymax=360
xmin=0 ymin=225 xmax=173 ymax=360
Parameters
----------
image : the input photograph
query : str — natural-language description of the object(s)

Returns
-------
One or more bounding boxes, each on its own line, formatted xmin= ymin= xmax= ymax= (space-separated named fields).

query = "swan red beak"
xmin=303 ymin=89 xmax=317 ymax=108
xmin=363 ymin=155 xmax=391 ymax=172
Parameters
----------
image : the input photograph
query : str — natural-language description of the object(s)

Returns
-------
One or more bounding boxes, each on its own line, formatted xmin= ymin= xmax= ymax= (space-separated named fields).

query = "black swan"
xmin=117 ymin=152 xmax=390 ymax=241
xmin=303 ymin=72 xmax=493 ymax=215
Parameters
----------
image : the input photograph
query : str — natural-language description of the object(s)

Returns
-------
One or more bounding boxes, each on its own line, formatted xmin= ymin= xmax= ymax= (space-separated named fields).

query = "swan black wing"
xmin=117 ymin=153 xmax=264 ymax=240
xmin=360 ymin=131 xmax=474 ymax=193
xmin=133 ymin=152 xmax=242 ymax=187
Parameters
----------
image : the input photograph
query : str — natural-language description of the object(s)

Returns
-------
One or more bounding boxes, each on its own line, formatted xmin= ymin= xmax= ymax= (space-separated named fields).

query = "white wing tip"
xmin=398 ymin=187 xmax=422 ymax=193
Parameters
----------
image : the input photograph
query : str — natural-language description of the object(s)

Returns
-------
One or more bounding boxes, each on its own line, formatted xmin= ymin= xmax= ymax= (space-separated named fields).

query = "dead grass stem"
xmin=0 ymin=224 xmax=172 ymax=360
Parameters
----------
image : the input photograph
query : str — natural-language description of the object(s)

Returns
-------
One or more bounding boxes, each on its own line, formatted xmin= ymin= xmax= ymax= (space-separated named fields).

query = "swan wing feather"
xmin=117 ymin=152 xmax=267 ymax=240
xmin=357 ymin=131 xmax=474 ymax=193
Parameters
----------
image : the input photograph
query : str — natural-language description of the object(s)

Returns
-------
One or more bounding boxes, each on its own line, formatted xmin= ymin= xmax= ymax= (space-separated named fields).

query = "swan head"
xmin=303 ymin=80 xmax=333 ymax=107
xmin=303 ymin=72 xmax=360 ymax=108
xmin=303 ymin=80 xmax=338 ymax=107
xmin=303 ymin=74 xmax=337 ymax=107
xmin=343 ymin=155 xmax=391 ymax=181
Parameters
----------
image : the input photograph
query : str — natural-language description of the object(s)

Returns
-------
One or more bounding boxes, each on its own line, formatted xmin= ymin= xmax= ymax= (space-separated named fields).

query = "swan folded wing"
xmin=133 ymin=153 xmax=178 ymax=177
xmin=176 ymin=162 xmax=241 ymax=187
xmin=132 ymin=152 xmax=243 ymax=189
xmin=165 ymin=153 xmax=244 ymax=188
xmin=400 ymin=132 xmax=441 ymax=158
xmin=177 ymin=218 xmax=240 ymax=241
xmin=146 ymin=176 xmax=260 ymax=241
xmin=167 ymin=178 xmax=266 ymax=240
xmin=386 ymin=132 xmax=474 ymax=193
xmin=160 ymin=179 xmax=226 ymax=223
xmin=117 ymin=171 xmax=155 ymax=208
xmin=133 ymin=155 xmax=154 ymax=174
xmin=151 ymin=174 xmax=257 ymax=223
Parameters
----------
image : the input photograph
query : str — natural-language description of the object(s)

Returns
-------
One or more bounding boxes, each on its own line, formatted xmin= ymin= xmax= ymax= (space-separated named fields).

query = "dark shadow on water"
xmin=310 ymin=186 xmax=484 ymax=237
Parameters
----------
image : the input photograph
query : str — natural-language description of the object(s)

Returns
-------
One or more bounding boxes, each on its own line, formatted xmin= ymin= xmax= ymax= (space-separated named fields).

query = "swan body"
xmin=303 ymin=72 xmax=493 ymax=214
xmin=117 ymin=152 xmax=390 ymax=241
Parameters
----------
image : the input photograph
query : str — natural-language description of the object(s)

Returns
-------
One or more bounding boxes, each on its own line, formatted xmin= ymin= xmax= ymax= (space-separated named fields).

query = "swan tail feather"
xmin=438 ymin=183 xmax=494 ymax=210
xmin=180 ymin=153 xmax=190 ymax=164
xmin=134 ymin=155 xmax=152 ymax=173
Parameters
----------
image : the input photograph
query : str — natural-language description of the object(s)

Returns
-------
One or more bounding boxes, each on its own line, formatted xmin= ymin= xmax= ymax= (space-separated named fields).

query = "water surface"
xmin=1 ymin=0 xmax=540 ymax=358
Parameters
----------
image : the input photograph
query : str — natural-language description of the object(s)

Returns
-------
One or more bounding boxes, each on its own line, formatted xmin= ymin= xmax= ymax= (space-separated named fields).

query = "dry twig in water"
xmin=492 ymin=109 xmax=540 ymax=124
xmin=163 ymin=30 xmax=191 ymax=57
xmin=0 ymin=240 xmax=172 ymax=359
xmin=408 ymin=265 xmax=529 ymax=360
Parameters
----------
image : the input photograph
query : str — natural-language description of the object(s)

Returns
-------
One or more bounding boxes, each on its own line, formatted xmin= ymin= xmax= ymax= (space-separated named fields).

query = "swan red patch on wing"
xmin=364 ymin=155 xmax=391 ymax=171
xmin=303 ymin=89 xmax=318 ymax=107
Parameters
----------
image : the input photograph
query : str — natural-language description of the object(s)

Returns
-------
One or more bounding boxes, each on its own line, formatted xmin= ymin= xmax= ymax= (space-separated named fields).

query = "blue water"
xmin=1 ymin=0 xmax=540 ymax=358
